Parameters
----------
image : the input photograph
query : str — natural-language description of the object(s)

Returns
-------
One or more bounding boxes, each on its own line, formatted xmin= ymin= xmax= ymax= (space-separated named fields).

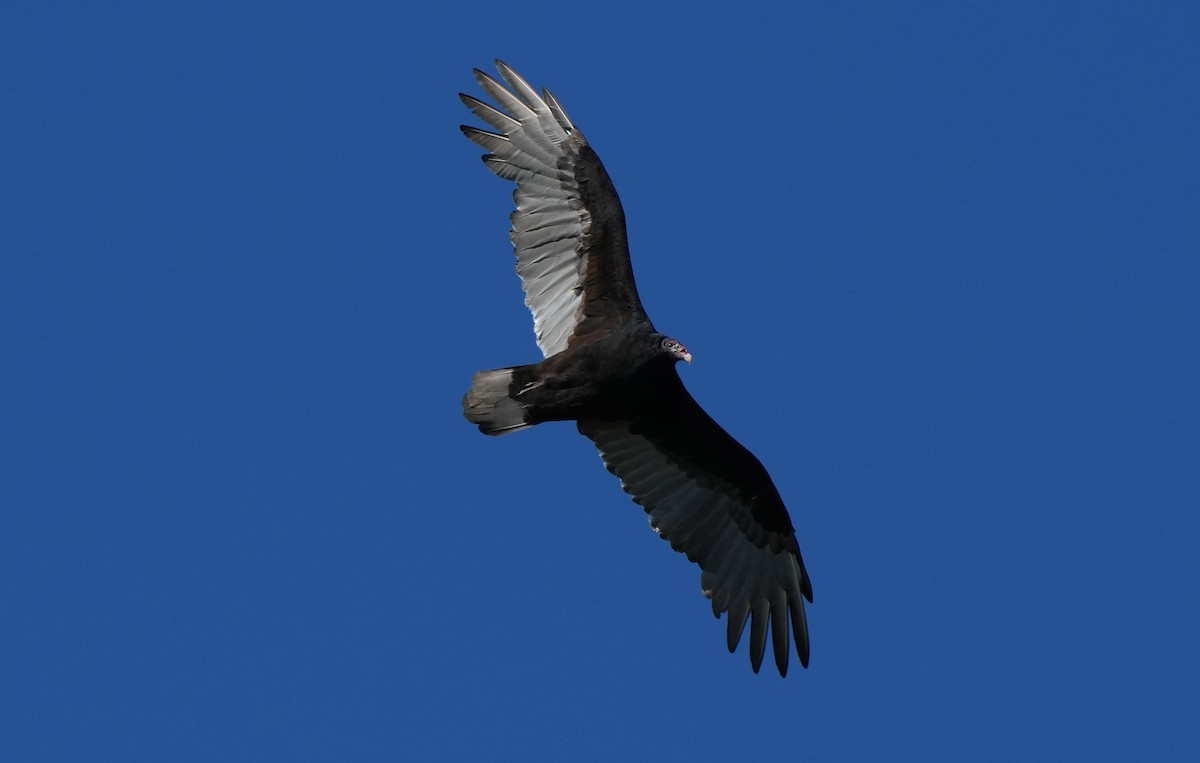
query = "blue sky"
xmin=3 ymin=1 xmax=1198 ymax=760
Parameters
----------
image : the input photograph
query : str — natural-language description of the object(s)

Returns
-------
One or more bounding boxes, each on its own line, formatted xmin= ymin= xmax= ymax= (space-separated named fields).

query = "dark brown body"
xmin=506 ymin=324 xmax=675 ymax=425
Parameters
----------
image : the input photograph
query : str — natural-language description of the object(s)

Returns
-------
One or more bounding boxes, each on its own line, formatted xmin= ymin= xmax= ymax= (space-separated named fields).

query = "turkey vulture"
xmin=459 ymin=61 xmax=812 ymax=676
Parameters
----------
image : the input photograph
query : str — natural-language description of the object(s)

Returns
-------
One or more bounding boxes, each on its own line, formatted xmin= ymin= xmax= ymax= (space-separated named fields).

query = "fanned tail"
xmin=462 ymin=368 xmax=533 ymax=435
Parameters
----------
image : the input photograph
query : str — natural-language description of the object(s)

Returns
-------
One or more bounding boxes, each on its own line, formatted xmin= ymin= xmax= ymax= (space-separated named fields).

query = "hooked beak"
xmin=681 ymin=351 xmax=693 ymax=364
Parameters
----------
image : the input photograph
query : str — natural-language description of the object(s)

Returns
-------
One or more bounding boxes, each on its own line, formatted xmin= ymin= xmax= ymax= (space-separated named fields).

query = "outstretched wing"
xmin=460 ymin=61 xmax=650 ymax=357
xmin=577 ymin=369 xmax=812 ymax=676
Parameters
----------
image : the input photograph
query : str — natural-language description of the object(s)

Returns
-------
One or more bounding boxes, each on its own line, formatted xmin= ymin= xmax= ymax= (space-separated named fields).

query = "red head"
xmin=660 ymin=337 xmax=692 ymax=364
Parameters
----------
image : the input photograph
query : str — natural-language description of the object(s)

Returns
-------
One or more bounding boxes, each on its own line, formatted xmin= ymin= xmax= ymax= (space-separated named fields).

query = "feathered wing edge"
xmin=459 ymin=61 xmax=648 ymax=357
xmin=578 ymin=413 xmax=810 ymax=676
xmin=458 ymin=62 xmax=589 ymax=358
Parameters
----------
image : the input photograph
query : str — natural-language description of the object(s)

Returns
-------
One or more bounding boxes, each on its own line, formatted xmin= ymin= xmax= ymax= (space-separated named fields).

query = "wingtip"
xmin=493 ymin=59 xmax=524 ymax=85
xmin=750 ymin=650 xmax=765 ymax=674
xmin=471 ymin=67 xmax=498 ymax=90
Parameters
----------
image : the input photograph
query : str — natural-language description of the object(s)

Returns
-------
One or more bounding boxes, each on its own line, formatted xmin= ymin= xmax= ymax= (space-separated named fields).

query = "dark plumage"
xmin=460 ymin=61 xmax=812 ymax=676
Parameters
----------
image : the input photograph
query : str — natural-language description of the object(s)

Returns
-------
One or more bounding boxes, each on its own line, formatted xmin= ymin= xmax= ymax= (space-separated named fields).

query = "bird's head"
xmin=660 ymin=336 xmax=693 ymax=364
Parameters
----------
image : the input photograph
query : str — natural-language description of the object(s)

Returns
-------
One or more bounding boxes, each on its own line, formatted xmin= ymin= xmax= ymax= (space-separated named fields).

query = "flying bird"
xmin=459 ymin=61 xmax=811 ymax=676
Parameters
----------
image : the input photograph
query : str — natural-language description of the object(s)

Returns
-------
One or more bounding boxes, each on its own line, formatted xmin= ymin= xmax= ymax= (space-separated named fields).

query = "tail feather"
xmin=462 ymin=368 xmax=532 ymax=435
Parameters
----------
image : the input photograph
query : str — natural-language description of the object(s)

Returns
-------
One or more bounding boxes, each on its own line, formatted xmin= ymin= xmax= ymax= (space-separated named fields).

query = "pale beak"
xmin=682 ymin=351 xmax=693 ymax=364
